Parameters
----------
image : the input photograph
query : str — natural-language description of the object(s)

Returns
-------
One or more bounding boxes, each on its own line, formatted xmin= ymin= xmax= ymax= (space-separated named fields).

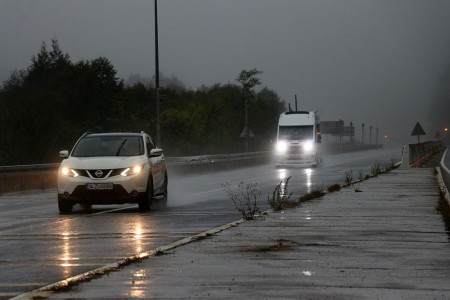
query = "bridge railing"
xmin=401 ymin=140 xmax=443 ymax=168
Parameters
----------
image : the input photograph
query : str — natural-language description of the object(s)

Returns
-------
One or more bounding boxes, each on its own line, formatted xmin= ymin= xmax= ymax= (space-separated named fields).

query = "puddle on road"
xmin=240 ymin=239 xmax=296 ymax=252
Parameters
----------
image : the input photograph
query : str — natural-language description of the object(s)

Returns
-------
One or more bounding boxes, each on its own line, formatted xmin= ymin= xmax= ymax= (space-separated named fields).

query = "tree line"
xmin=0 ymin=40 xmax=286 ymax=165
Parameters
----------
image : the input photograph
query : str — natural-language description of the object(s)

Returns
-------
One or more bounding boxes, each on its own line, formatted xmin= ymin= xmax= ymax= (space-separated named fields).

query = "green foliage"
xmin=236 ymin=68 xmax=262 ymax=94
xmin=0 ymin=40 xmax=126 ymax=164
xmin=0 ymin=41 xmax=285 ymax=165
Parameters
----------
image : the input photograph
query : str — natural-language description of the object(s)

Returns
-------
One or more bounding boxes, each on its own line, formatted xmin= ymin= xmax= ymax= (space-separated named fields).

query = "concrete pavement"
xmin=14 ymin=154 xmax=450 ymax=299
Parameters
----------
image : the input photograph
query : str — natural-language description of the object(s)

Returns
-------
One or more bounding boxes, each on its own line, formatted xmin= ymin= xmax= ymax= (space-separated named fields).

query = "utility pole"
xmin=370 ymin=125 xmax=373 ymax=144
xmin=154 ymin=0 xmax=161 ymax=147
xmin=376 ymin=127 xmax=379 ymax=144
xmin=244 ymin=89 xmax=249 ymax=152
xmin=350 ymin=122 xmax=354 ymax=143
xmin=362 ymin=123 xmax=365 ymax=144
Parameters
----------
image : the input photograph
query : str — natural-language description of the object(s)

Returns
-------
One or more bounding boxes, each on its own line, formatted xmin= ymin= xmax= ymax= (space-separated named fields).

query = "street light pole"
xmin=154 ymin=0 xmax=161 ymax=147
xmin=362 ymin=123 xmax=365 ymax=144
xmin=376 ymin=127 xmax=379 ymax=144
xmin=244 ymin=89 xmax=249 ymax=153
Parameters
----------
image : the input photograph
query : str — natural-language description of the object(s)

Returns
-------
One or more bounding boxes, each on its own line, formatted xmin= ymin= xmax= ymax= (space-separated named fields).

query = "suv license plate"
xmin=86 ymin=183 xmax=113 ymax=190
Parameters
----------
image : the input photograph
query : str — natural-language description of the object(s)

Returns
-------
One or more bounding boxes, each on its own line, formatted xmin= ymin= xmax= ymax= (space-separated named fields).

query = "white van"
xmin=275 ymin=111 xmax=321 ymax=167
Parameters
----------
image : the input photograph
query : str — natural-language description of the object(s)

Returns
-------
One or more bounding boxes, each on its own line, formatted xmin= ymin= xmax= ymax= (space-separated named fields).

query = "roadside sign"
xmin=240 ymin=127 xmax=254 ymax=138
xmin=411 ymin=122 xmax=426 ymax=143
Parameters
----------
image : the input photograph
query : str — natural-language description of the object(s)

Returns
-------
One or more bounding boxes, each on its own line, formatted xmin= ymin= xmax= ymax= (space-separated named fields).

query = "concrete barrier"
xmin=439 ymin=148 xmax=450 ymax=197
xmin=0 ymin=170 xmax=58 ymax=193
xmin=400 ymin=141 xmax=443 ymax=168
xmin=436 ymin=166 xmax=450 ymax=207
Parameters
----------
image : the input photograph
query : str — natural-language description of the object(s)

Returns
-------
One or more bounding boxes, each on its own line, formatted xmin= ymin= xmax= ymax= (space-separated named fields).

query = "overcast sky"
xmin=1 ymin=0 xmax=450 ymax=144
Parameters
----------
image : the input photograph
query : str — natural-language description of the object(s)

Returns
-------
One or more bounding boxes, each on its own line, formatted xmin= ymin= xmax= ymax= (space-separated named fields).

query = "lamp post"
xmin=154 ymin=0 xmax=161 ymax=147
xmin=376 ymin=127 xmax=379 ymax=144
xmin=244 ymin=90 xmax=249 ymax=152
xmin=350 ymin=122 xmax=353 ymax=143
xmin=362 ymin=123 xmax=365 ymax=144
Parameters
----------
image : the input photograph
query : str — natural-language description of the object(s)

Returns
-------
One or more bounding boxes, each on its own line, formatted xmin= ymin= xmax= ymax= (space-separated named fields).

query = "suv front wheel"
xmin=58 ymin=195 xmax=73 ymax=214
xmin=138 ymin=177 xmax=153 ymax=211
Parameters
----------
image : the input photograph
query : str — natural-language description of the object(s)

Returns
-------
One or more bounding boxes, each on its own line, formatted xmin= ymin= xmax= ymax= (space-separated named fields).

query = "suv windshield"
xmin=72 ymin=136 xmax=144 ymax=157
xmin=279 ymin=125 xmax=313 ymax=140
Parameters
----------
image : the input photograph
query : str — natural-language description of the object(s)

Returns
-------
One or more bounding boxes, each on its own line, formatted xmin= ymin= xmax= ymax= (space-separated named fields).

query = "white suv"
xmin=57 ymin=132 xmax=167 ymax=213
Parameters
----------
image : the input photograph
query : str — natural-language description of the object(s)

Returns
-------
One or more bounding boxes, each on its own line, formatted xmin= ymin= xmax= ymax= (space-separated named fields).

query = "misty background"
xmin=1 ymin=0 xmax=449 ymax=145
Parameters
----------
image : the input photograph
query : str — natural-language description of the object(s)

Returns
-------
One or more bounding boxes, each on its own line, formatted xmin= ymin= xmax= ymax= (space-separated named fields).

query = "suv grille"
xmin=86 ymin=169 xmax=112 ymax=179
xmin=73 ymin=169 xmax=125 ymax=179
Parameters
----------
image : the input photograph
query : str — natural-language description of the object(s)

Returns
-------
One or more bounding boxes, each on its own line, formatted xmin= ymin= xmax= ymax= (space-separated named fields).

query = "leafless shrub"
xmin=371 ymin=162 xmax=381 ymax=176
xmin=344 ymin=170 xmax=353 ymax=185
xmin=222 ymin=182 xmax=261 ymax=220
xmin=358 ymin=170 xmax=364 ymax=181
xmin=299 ymin=189 xmax=326 ymax=203
xmin=328 ymin=184 xmax=341 ymax=192
xmin=268 ymin=176 xmax=293 ymax=211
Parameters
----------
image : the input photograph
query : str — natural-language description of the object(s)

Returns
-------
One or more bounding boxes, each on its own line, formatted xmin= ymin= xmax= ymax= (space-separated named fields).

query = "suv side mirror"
xmin=59 ymin=150 xmax=69 ymax=158
xmin=149 ymin=148 xmax=163 ymax=157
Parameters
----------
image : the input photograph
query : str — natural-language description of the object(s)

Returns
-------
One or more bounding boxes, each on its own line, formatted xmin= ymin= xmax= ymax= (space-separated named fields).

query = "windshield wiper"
xmin=116 ymin=139 xmax=127 ymax=156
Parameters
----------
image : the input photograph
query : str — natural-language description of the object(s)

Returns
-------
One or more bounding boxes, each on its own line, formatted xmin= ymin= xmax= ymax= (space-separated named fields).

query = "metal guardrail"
xmin=440 ymin=148 xmax=450 ymax=194
xmin=165 ymin=151 xmax=269 ymax=164
xmin=0 ymin=163 xmax=60 ymax=173
xmin=0 ymin=143 xmax=385 ymax=174
xmin=0 ymin=144 xmax=382 ymax=172
xmin=0 ymin=152 xmax=271 ymax=194
xmin=0 ymin=144 xmax=384 ymax=194
xmin=0 ymin=152 xmax=270 ymax=173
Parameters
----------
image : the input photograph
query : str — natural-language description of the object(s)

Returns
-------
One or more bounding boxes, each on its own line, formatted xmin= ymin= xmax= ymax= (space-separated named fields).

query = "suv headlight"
xmin=276 ymin=141 xmax=288 ymax=154
xmin=61 ymin=167 xmax=79 ymax=177
xmin=121 ymin=165 xmax=144 ymax=177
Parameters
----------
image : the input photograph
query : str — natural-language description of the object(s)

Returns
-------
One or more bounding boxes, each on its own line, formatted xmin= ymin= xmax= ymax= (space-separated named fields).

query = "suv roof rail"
xmin=81 ymin=132 xmax=94 ymax=137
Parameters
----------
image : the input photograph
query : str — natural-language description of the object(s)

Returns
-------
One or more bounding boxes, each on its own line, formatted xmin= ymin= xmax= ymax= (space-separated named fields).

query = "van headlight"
xmin=303 ymin=141 xmax=314 ymax=152
xmin=121 ymin=165 xmax=144 ymax=176
xmin=276 ymin=141 xmax=288 ymax=154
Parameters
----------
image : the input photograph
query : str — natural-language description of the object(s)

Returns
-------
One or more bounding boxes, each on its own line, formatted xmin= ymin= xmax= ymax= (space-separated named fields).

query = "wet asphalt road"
xmin=0 ymin=148 xmax=401 ymax=299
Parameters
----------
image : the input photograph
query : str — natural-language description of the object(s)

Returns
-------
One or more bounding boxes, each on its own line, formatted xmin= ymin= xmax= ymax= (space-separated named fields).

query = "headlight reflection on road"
xmin=129 ymin=220 xmax=154 ymax=298
xmin=130 ymin=269 xmax=149 ymax=298
xmin=302 ymin=270 xmax=314 ymax=276
xmin=134 ymin=222 xmax=143 ymax=254
xmin=59 ymin=220 xmax=79 ymax=278
xmin=304 ymin=168 xmax=313 ymax=193
xmin=304 ymin=210 xmax=312 ymax=220
xmin=278 ymin=169 xmax=287 ymax=181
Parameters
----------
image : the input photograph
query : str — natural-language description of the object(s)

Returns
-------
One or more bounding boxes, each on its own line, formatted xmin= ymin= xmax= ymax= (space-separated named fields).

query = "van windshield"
xmin=279 ymin=125 xmax=313 ymax=140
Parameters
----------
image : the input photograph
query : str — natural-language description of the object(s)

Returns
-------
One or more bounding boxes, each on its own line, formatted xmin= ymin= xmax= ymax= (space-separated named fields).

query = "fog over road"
xmin=0 ymin=148 xmax=400 ymax=299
